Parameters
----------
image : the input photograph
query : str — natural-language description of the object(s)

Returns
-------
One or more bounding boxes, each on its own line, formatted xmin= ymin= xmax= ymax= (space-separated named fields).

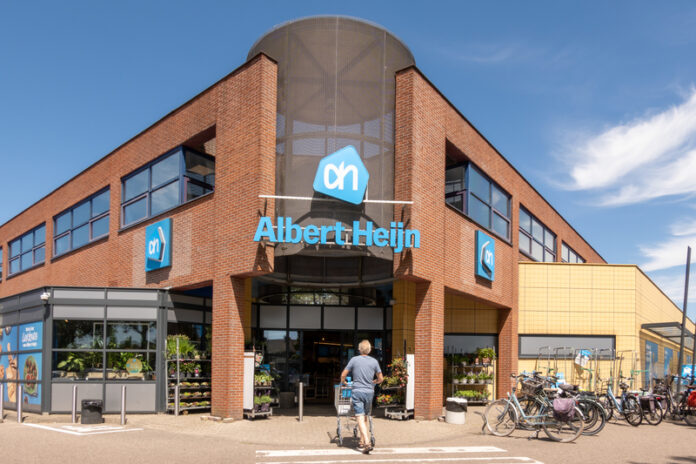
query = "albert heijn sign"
xmin=254 ymin=146 xmax=420 ymax=252
xmin=145 ymin=218 xmax=171 ymax=271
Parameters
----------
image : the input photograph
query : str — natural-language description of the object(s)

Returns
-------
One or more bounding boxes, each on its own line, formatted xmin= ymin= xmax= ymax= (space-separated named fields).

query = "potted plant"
xmin=460 ymin=354 xmax=468 ymax=367
xmin=254 ymin=395 xmax=272 ymax=412
xmin=486 ymin=373 xmax=494 ymax=384
xmin=478 ymin=347 xmax=496 ymax=365
xmin=166 ymin=334 xmax=197 ymax=360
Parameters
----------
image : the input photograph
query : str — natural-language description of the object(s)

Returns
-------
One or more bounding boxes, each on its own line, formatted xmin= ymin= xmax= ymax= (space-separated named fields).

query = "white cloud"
xmin=558 ymin=88 xmax=696 ymax=206
xmin=640 ymin=233 xmax=696 ymax=272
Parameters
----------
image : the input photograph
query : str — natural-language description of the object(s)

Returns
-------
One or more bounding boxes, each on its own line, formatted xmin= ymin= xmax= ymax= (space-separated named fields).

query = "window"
xmin=561 ymin=242 xmax=585 ymax=263
xmin=518 ymin=335 xmax=615 ymax=359
xmin=8 ymin=224 xmax=45 ymax=275
xmin=519 ymin=207 xmax=556 ymax=262
xmin=0 ymin=247 xmax=3 ymax=280
xmin=445 ymin=162 xmax=511 ymax=240
xmin=121 ymin=146 xmax=214 ymax=227
xmin=52 ymin=319 xmax=157 ymax=381
xmin=54 ymin=188 xmax=110 ymax=257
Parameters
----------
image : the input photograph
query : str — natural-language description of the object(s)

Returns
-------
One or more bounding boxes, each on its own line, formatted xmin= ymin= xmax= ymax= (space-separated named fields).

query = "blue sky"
xmin=2 ymin=1 xmax=696 ymax=316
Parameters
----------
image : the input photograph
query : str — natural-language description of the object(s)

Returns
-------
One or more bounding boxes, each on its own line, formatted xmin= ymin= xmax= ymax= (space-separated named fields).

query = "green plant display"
xmin=254 ymin=395 xmax=273 ymax=405
xmin=57 ymin=352 xmax=87 ymax=372
xmin=477 ymin=347 xmax=496 ymax=361
xmin=254 ymin=371 xmax=273 ymax=385
xmin=166 ymin=334 xmax=197 ymax=359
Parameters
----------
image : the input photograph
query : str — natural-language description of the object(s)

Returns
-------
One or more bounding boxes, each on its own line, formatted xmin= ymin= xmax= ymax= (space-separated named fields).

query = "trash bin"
xmin=81 ymin=399 xmax=104 ymax=424
xmin=445 ymin=397 xmax=467 ymax=425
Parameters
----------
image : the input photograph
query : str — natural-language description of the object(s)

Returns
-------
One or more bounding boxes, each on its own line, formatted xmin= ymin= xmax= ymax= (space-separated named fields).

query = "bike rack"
xmin=536 ymin=346 xmax=552 ymax=375
xmin=553 ymin=346 xmax=573 ymax=385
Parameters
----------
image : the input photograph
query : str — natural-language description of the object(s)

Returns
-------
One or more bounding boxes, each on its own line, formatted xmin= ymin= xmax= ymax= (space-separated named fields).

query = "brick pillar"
xmin=414 ymin=280 xmax=444 ymax=420
xmin=497 ymin=307 xmax=518 ymax=398
xmin=211 ymin=275 xmax=247 ymax=419
xmin=392 ymin=279 xmax=416 ymax=356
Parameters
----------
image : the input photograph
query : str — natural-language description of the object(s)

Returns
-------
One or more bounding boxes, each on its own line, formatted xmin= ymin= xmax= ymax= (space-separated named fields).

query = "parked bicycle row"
xmin=482 ymin=372 xmax=696 ymax=443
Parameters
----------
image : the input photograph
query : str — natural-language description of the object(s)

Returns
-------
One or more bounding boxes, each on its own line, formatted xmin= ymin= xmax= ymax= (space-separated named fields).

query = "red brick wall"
xmin=394 ymin=67 xmax=604 ymax=416
xmin=0 ymin=54 xmax=278 ymax=419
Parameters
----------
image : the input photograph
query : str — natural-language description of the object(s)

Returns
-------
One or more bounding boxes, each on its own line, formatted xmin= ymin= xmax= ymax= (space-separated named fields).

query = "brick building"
xmin=0 ymin=16 xmax=616 ymax=419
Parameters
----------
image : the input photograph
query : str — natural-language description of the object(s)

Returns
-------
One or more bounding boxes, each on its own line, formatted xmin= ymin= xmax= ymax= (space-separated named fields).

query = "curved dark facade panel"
xmin=249 ymin=16 xmax=415 ymax=285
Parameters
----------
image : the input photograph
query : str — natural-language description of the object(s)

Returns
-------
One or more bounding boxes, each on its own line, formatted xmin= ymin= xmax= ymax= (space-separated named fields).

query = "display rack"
xmin=378 ymin=354 xmax=415 ymax=420
xmin=166 ymin=338 xmax=212 ymax=415
xmin=243 ymin=350 xmax=275 ymax=419
xmin=449 ymin=360 xmax=496 ymax=405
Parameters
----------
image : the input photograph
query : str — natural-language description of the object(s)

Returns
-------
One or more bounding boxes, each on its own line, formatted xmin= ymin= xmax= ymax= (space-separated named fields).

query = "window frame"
xmin=0 ymin=246 xmax=3 ymax=281
xmin=561 ymin=242 xmax=585 ymax=263
xmin=8 ymin=223 xmax=46 ymax=276
xmin=519 ymin=206 xmax=556 ymax=262
xmin=53 ymin=187 xmax=110 ymax=258
xmin=445 ymin=161 xmax=511 ymax=241
xmin=120 ymin=146 xmax=215 ymax=228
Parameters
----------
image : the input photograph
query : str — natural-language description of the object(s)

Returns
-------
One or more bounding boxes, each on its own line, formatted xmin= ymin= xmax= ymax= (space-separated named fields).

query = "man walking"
xmin=341 ymin=339 xmax=383 ymax=454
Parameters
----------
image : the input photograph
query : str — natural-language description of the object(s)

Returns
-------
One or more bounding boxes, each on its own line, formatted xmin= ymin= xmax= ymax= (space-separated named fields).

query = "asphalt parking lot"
xmin=1 ymin=407 xmax=695 ymax=464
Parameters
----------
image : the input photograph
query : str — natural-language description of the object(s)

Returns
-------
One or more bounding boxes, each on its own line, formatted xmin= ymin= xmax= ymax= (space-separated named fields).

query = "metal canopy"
xmin=642 ymin=322 xmax=695 ymax=346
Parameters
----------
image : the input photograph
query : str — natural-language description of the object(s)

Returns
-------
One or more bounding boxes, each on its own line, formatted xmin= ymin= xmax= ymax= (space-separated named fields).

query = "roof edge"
xmin=397 ymin=65 xmax=606 ymax=264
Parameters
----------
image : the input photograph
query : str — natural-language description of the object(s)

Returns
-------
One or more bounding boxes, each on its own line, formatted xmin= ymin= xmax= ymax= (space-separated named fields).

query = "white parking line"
xmin=258 ymin=457 xmax=542 ymax=464
xmin=23 ymin=423 xmax=144 ymax=436
xmin=257 ymin=446 xmax=507 ymax=457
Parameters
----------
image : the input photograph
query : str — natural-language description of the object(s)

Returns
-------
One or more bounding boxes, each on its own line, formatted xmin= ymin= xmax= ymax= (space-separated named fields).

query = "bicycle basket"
xmin=520 ymin=379 xmax=543 ymax=395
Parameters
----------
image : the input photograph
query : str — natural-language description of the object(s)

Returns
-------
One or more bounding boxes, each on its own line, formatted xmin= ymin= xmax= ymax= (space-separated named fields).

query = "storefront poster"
xmin=19 ymin=383 xmax=41 ymax=406
xmin=0 ymin=325 xmax=18 ymax=353
xmin=0 ymin=354 xmax=19 ymax=404
xmin=19 ymin=322 xmax=43 ymax=351
xmin=645 ymin=341 xmax=658 ymax=385
xmin=19 ymin=352 xmax=42 ymax=383
xmin=664 ymin=347 xmax=673 ymax=377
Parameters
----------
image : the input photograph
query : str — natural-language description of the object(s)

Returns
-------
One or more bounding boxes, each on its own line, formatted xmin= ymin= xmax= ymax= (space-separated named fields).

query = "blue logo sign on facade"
xmin=312 ymin=145 xmax=369 ymax=205
xmin=145 ymin=218 xmax=171 ymax=271
xmin=476 ymin=230 xmax=495 ymax=281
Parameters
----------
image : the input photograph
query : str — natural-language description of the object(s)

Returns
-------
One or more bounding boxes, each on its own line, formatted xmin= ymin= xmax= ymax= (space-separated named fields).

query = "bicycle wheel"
xmin=483 ymin=398 xmax=518 ymax=437
xmin=542 ymin=406 xmax=584 ymax=443
xmin=579 ymin=400 xmax=606 ymax=435
xmin=623 ymin=396 xmax=642 ymax=426
xmin=684 ymin=402 xmax=696 ymax=426
xmin=643 ymin=399 xmax=663 ymax=426
xmin=670 ymin=393 xmax=686 ymax=421
xmin=597 ymin=394 xmax=617 ymax=421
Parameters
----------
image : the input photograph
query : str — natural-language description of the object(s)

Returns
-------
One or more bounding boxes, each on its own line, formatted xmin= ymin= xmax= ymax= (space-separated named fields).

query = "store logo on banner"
xmin=145 ymin=218 xmax=171 ymax=271
xmin=312 ymin=145 xmax=369 ymax=205
xmin=476 ymin=230 xmax=495 ymax=281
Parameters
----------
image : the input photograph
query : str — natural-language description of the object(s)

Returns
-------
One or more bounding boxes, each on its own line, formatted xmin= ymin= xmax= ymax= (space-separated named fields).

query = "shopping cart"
xmin=334 ymin=384 xmax=375 ymax=447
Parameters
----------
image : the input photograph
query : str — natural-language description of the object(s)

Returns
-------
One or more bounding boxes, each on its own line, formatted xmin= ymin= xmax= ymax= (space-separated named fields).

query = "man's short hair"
xmin=358 ymin=340 xmax=371 ymax=355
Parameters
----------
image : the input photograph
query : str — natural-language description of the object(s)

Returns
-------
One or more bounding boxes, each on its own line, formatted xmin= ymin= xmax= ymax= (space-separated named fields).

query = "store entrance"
xmin=300 ymin=331 xmax=352 ymax=403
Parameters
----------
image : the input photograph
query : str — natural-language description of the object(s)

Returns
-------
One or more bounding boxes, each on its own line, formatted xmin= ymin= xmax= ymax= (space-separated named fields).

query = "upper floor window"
xmin=54 ymin=188 xmax=110 ymax=257
xmin=9 ymin=224 xmax=46 ymax=275
xmin=562 ymin=242 xmax=585 ymax=263
xmin=121 ymin=146 xmax=215 ymax=227
xmin=445 ymin=162 xmax=511 ymax=240
xmin=0 ymin=247 xmax=3 ymax=280
xmin=519 ymin=207 xmax=556 ymax=262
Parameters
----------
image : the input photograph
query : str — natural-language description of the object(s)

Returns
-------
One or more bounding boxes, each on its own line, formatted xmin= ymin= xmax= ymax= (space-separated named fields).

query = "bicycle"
xmin=654 ymin=375 xmax=696 ymax=425
xmin=483 ymin=374 xmax=584 ymax=443
xmin=597 ymin=377 xmax=642 ymax=426
xmin=520 ymin=372 xmax=607 ymax=436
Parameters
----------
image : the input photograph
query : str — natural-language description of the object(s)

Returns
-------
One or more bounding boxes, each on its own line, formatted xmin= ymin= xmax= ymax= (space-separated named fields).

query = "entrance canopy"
xmin=642 ymin=322 xmax=695 ymax=347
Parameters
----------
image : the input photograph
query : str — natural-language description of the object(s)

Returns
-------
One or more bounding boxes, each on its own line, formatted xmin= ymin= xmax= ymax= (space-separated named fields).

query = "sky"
xmin=2 ymin=1 xmax=696 ymax=317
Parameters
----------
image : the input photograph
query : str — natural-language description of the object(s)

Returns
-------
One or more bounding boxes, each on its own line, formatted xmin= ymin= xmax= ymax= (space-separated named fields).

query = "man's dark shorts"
xmin=351 ymin=390 xmax=373 ymax=416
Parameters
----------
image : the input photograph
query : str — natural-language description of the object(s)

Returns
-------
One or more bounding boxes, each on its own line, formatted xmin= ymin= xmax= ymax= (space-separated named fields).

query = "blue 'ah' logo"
xmin=476 ymin=230 xmax=495 ymax=281
xmin=312 ymin=145 xmax=369 ymax=205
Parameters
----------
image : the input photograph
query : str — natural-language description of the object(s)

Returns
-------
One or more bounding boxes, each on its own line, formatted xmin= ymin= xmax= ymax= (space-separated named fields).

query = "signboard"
xmin=255 ymin=145 xmax=421 ymax=252
xmin=475 ymin=230 xmax=495 ymax=281
xmin=19 ymin=322 xmax=43 ymax=351
xmin=312 ymin=145 xmax=369 ymax=205
xmin=145 ymin=218 xmax=172 ymax=271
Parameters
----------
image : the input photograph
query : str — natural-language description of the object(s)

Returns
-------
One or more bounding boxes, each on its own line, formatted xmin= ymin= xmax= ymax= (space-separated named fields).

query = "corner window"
xmin=561 ymin=242 xmax=585 ymax=263
xmin=54 ymin=188 xmax=110 ymax=257
xmin=8 ymin=224 xmax=45 ymax=275
xmin=120 ymin=146 xmax=214 ymax=227
xmin=445 ymin=161 xmax=511 ymax=240
xmin=519 ymin=207 xmax=556 ymax=262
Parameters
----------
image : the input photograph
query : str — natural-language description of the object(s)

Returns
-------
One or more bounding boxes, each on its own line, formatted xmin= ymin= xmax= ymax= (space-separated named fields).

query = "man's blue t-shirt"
xmin=345 ymin=355 xmax=382 ymax=393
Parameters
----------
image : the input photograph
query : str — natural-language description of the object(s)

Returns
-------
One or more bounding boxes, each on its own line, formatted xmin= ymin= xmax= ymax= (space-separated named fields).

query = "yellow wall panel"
xmin=592 ymin=289 xmax=613 ymax=312
xmin=525 ymin=287 xmax=548 ymax=312
xmin=614 ymin=267 xmax=636 ymax=290
xmin=592 ymin=266 xmax=615 ymax=289
xmin=569 ymin=265 xmax=593 ymax=288
xmin=526 ymin=265 xmax=548 ymax=288
xmin=548 ymin=265 xmax=570 ymax=288
xmin=569 ymin=288 xmax=592 ymax=312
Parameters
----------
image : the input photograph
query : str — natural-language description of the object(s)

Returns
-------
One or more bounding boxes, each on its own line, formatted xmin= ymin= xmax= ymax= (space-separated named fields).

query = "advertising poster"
xmin=664 ymin=348 xmax=673 ymax=377
xmin=19 ymin=322 xmax=43 ymax=351
xmin=0 ymin=325 xmax=18 ymax=354
xmin=645 ymin=341 xmax=658 ymax=385
xmin=0 ymin=354 xmax=18 ymax=404
xmin=19 ymin=352 xmax=42 ymax=406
